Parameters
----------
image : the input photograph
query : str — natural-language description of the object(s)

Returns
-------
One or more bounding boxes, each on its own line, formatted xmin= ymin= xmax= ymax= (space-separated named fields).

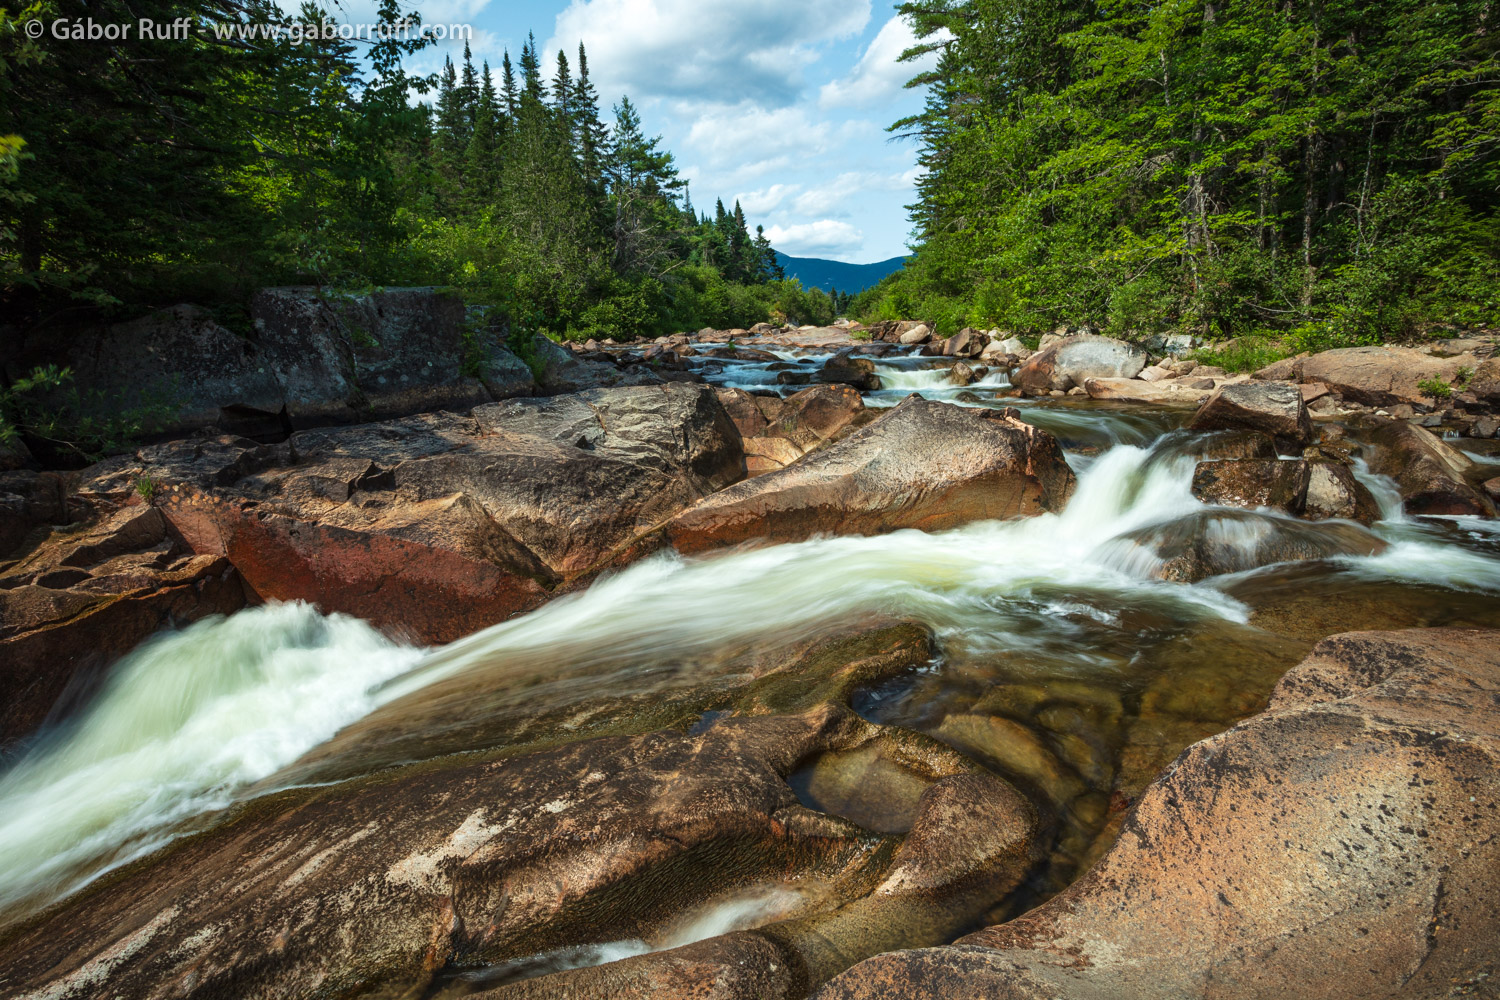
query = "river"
xmin=3 ymin=347 xmax=1499 ymax=970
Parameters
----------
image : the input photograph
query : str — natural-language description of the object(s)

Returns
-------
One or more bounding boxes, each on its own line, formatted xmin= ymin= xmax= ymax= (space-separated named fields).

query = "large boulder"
xmin=1256 ymin=345 xmax=1482 ymax=407
xmin=817 ymin=628 xmax=1500 ymax=1000
xmin=0 ymin=504 xmax=247 ymax=743
xmin=80 ymin=384 xmax=745 ymax=644
xmin=1191 ymin=458 xmax=1311 ymax=514
xmin=0 ymin=469 xmax=71 ymax=556
xmin=1367 ymin=422 xmax=1495 ymax=517
xmin=817 ymin=351 xmax=882 ymax=392
xmin=5 ymin=304 xmax=290 ymax=439
xmin=1187 ymin=382 xmax=1312 ymax=450
xmin=1467 ymin=358 xmax=1500 ymax=406
xmin=1190 ymin=459 xmax=1381 ymax=525
xmin=941 ymin=328 xmax=989 ymax=358
xmin=251 ymin=287 xmax=535 ymax=424
xmin=666 ymin=399 xmax=1075 ymax=554
xmin=4 ymin=292 xmax=544 ymax=443
xmin=1012 ymin=336 xmax=1147 ymax=395
xmin=717 ymin=384 xmax=868 ymax=476
xmin=1303 ymin=461 xmax=1383 ymax=523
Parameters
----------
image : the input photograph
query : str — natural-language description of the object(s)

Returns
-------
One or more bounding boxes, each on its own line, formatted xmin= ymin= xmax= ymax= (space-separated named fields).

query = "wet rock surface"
xmin=817 ymin=627 xmax=1500 ymax=1000
xmin=1367 ymin=421 xmax=1495 ymax=517
xmin=0 ymin=623 xmax=1039 ymax=1000
xmin=666 ymin=398 xmax=1076 ymax=553
xmin=1115 ymin=509 xmax=1386 ymax=583
xmin=0 ymin=505 xmax=247 ymax=744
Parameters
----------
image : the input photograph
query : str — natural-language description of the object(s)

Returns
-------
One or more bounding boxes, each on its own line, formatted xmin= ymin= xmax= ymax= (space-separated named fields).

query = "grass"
xmin=1186 ymin=335 xmax=1291 ymax=373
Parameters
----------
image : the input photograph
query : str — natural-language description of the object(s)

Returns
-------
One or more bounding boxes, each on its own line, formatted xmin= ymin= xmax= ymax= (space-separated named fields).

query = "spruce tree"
xmin=573 ymin=43 xmax=609 ymax=188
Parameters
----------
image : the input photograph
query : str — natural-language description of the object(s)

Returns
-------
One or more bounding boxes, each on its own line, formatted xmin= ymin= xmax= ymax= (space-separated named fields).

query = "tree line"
xmin=0 ymin=0 xmax=840 ymax=341
xmin=860 ymin=0 xmax=1500 ymax=349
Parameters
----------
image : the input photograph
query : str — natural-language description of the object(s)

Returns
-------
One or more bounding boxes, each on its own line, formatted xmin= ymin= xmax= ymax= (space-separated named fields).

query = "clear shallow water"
xmin=3 ymin=384 xmax=1500 ymax=930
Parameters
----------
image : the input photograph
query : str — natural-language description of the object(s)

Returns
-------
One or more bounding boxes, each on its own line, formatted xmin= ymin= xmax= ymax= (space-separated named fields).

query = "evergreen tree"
xmin=465 ymin=62 xmax=501 ymax=208
xmin=501 ymin=51 xmax=519 ymax=119
xmin=551 ymin=50 xmax=573 ymax=149
xmin=573 ymin=43 xmax=609 ymax=188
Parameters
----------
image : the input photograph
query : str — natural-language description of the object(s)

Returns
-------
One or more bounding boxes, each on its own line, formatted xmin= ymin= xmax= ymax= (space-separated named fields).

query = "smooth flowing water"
xmin=3 ymin=365 xmax=1500 ymax=934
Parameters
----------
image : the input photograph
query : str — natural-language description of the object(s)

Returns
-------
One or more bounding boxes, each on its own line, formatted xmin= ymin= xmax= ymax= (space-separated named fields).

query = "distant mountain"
xmin=773 ymin=251 xmax=908 ymax=294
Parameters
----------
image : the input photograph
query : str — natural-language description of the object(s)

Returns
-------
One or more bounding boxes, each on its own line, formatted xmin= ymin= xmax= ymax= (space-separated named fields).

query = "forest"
xmin=860 ymin=0 xmax=1500 ymax=351
xmin=0 ymin=0 xmax=847 ymax=341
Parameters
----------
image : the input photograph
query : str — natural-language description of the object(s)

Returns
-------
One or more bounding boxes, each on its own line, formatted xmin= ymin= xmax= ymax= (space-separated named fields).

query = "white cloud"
xmin=683 ymin=102 xmax=869 ymax=172
xmin=818 ymin=14 xmax=946 ymax=109
xmin=547 ymin=0 xmax=872 ymax=106
xmin=735 ymin=183 xmax=801 ymax=214
xmin=766 ymin=220 xmax=864 ymax=259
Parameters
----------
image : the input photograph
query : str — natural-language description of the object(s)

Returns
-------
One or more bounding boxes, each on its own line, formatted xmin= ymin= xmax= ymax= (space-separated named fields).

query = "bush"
xmin=1417 ymin=376 xmax=1454 ymax=399
xmin=1188 ymin=336 xmax=1291 ymax=374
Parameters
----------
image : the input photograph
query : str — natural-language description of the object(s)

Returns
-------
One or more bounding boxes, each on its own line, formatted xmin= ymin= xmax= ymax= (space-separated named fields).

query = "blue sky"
xmin=353 ymin=0 xmax=940 ymax=262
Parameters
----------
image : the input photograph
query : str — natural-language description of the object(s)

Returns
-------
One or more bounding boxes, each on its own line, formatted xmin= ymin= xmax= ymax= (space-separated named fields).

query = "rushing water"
xmin=3 ymin=363 xmax=1500 ymax=934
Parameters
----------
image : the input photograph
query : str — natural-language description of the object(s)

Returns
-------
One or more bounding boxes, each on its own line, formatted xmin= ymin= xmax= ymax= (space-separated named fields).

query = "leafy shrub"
xmin=1417 ymin=376 xmax=1454 ymax=399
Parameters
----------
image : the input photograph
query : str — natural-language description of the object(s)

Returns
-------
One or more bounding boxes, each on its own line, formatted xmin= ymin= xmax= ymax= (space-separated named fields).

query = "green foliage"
xmin=135 ymin=476 xmax=160 ymax=502
xmin=1188 ymin=336 xmax=1291 ymax=374
xmin=1 ymin=13 xmax=785 ymax=343
xmin=1 ymin=365 xmax=178 ymax=459
xmin=1417 ymin=376 xmax=1454 ymax=399
xmin=867 ymin=0 xmax=1500 ymax=342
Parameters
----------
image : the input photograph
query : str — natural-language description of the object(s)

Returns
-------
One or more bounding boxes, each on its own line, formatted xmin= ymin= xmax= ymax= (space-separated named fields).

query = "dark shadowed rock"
xmin=1012 ymin=336 xmax=1147 ymax=395
xmin=666 ymin=398 xmax=1075 ymax=554
xmin=0 ymin=470 xmax=71 ymax=557
xmin=1367 ymin=421 xmax=1494 ymax=517
xmin=817 ymin=628 xmax=1500 ymax=1000
xmin=529 ymin=334 xmax=664 ymax=394
xmin=1188 ymin=381 xmax=1312 ymax=449
xmin=1 ymin=436 xmax=36 ymax=472
xmin=818 ymin=351 xmax=882 ymax=392
xmin=1191 ymin=459 xmax=1310 ymax=514
xmin=6 ymin=304 xmax=289 ymax=439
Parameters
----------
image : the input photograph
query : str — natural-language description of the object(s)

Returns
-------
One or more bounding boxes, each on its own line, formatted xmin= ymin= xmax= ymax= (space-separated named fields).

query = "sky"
xmin=337 ymin=0 xmax=940 ymax=263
